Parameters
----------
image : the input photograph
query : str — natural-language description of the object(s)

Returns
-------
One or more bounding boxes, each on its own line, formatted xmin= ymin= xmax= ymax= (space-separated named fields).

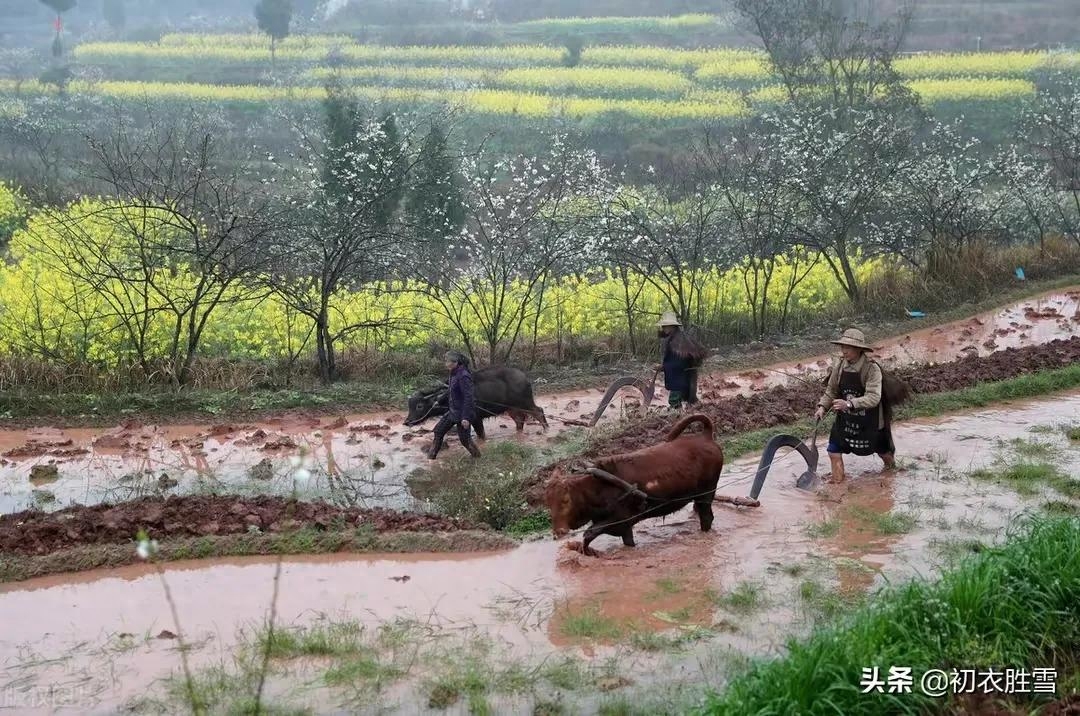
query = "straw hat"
xmin=830 ymin=328 xmax=875 ymax=351
xmin=657 ymin=311 xmax=682 ymax=328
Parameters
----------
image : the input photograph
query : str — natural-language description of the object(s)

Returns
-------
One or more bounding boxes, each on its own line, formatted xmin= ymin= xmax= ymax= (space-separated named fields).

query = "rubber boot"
xmin=463 ymin=436 xmax=481 ymax=458
xmin=427 ymin=436 xmax=444 ymax=460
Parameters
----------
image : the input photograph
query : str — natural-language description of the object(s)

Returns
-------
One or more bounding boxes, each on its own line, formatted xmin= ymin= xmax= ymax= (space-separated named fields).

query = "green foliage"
xmin=254 ymin=0 xmax=293 ymax=55
xmin=561 ymin=35 xmax=584 ymax=68
xmin=38 ymin=0 xmax=77 ymax=13
xmin=700 ymin=517 xmax=1080 ymax=715
xmin=419 ymin=442 xmax=538 ymax=531
xmin=38 ymin=65 xmax=72 ymax=90
xmin=0 ymin=181 xmax=27 ymax=245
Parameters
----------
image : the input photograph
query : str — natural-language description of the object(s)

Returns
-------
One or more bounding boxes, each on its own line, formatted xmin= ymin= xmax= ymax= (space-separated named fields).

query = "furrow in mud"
xmin=0 ymin=494 xmax=486 ymax=556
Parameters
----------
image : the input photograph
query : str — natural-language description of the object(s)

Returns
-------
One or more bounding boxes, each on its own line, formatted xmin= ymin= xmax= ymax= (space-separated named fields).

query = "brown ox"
xmin=544 ymin=414 xmax=724 ymax=556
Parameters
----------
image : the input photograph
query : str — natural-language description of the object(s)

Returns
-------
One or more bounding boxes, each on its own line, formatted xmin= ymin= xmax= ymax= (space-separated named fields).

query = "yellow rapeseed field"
xmin=0 ymin=201 xmax=883 ymax=362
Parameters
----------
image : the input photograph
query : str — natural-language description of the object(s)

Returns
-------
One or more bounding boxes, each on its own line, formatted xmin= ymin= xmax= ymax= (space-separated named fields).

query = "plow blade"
xmin=588 ymin=369 xmax=660 ymax=427
xmin=748 ymin=429 xmax=821 ymax=500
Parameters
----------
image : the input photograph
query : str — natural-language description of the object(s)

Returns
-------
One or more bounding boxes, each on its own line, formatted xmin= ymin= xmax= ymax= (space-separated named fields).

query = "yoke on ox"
xmin=544 ymin=414 xmax=758 ymax=556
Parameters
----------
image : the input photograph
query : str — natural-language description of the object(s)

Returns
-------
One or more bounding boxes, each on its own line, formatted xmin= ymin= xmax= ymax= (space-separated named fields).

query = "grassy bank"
xmin=0 ymin=529 xmax=513 ymax=584
xmin=2 ymin=276 xmax=1076 ymax=428
xmin=696 ymin=516 xmax=1080 ymax=715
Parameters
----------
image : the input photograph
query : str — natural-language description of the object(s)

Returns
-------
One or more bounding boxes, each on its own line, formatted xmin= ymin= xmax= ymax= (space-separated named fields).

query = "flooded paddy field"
xmin=1 ymin=290 xmax=1077 ymax=517
xmin=1 ymin=393 xmax=1077 ymax=714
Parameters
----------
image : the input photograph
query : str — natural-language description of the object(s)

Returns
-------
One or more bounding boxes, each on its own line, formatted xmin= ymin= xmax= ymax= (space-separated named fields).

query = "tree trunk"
xmin=839 ymin=252 xmax=861 ymax=305
xmin=316 ymin=307 xmax=333 ymax=385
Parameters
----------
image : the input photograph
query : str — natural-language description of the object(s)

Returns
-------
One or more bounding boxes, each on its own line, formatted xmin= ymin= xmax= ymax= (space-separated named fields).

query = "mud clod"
xmin=248 ymin=458 xmax=274 ymax=481
xmin=29 ymin=464 xmax=60 ymax=486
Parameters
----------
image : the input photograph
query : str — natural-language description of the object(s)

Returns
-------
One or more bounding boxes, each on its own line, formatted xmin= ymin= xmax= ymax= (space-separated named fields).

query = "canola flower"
xmin=516 ymin=13 xmax=721 ymax=30
xmin=906 ymin=77 xmax=1037 ymax=103
xmin=0 ymin=78 xmax=749 ymax=120
xmin=895 ymin=51 xmax=1049 ymax=79
xmin=0 ymin=207 xmax=889 ymax=365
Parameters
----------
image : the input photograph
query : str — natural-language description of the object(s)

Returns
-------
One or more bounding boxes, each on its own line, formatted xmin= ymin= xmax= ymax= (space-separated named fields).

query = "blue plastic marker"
xmin=1016 ymin=267 xmax=1026 ymax=281
xmin=906 ymin=309 xmax=926 ymax=318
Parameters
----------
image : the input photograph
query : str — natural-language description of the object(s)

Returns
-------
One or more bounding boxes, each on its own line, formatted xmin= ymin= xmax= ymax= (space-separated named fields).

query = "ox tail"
xmin=664 ymin=413 xmax=714 ymax=442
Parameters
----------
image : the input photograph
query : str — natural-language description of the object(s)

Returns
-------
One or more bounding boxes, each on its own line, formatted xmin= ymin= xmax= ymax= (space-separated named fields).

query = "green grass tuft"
xmin=713 ymin=582 xmax=766 ymax=615
xmin=257 ymin=621 xmax=367 ymax=658
xmin=559 ymin=605 xmax=624 ymax=641
xmin=1003 ymin=437 xmax=1058 ymax=461
xmin=797 ymin=580 xmax=864 ymax=622
xmin=970 ymin=457 xmax=1074 ymax=497
xmin=1044 ymin=500 xmax=1080 ymax=516
xmin=805 ymin=519 xmax=840 ymax=539
xmin=849 ymin=506 xmax=919 ymax=535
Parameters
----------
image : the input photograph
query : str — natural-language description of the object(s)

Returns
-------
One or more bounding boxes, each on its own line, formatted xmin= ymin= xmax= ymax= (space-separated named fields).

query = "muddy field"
xmin=531 ymin=336 xmax=1080 ymax=493
xmin=1 ymin=290 xmax=1076 ymax=517
xmin=3 ymin=332 xmax=1076 ymax=562
xmin=1 ymin=394 xmax=1077 ymax=714
xmin=0 ymin=495 xmax=486 ymax=557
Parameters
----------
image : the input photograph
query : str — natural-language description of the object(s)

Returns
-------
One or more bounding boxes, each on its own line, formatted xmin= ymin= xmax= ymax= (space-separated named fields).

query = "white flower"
xmin=136 ymin=538 xmax=159 ymax=560
xmin=293 ymin=467 xmax=312 ymax=484
xmin=289 ymin=455 xmax=303 ymax=468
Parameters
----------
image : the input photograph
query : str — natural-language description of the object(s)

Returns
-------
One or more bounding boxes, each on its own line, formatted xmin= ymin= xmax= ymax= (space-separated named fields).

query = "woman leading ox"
xmin=427 ymin=351 xmax=482 ymax=460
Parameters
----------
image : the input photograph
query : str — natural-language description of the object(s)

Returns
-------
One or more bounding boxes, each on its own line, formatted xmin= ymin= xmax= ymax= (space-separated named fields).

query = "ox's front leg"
xmin=581 ymin=525 xmax=603 ymax=557
xmin=620 ymin=524 xmax=635 ymax=547
xmin=694 ymin=499 xmax=715 ymax=532
xmin=473 ymin=418 xmax=486 ymax=441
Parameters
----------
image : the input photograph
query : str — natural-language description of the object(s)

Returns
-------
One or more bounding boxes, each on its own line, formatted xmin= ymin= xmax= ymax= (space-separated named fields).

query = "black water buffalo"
xmin=404 ymin=366 xmax=548 ymax=440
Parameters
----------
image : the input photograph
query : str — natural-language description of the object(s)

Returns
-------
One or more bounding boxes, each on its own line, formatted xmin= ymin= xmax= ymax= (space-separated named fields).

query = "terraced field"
xmin=3 ymin=34 xmax=1073 ymax=122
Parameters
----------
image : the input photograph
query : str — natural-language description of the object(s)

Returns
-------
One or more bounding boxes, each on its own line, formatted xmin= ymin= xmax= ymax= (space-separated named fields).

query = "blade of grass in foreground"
xmin=698 ymin=516 xmax=1080 ymax=715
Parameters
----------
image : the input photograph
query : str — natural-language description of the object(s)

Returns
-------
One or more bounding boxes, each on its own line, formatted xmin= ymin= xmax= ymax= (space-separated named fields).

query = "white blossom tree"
xmin=760 ymin=105 xmax=919 ymax=304
xmin=1019 ymin=76 xmax=1080 ymax=248
xmin=599 ymin=160 xmax=728 ymax=330
xmin=269 ymin=92 xmax=459 ymax=384
xmin=417 ymin=134 xmax=614 ymax=365
xmin=702 ymin=128 xmax=812 ymax=337
xmin=880 ymin=120 xmax=1006 ymax=269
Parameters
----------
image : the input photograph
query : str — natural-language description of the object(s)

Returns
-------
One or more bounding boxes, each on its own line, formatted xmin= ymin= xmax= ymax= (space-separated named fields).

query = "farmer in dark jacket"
xmin=653 ymin=311 xmax=707 ymax=410
xmin=427 ymin=350 xmax=482 ymax=459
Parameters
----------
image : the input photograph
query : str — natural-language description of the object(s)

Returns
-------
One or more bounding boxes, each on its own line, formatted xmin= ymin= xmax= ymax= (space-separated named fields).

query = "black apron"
xmin=829 ymin=368 xmax=894 ymax=456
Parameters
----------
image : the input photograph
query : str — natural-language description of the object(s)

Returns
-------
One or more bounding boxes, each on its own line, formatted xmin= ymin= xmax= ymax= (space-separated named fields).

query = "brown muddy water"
xmin=704 ymin=288 xmax=1080 ymax=395
xmin=2 ymin=392 xmax=1077 ymax=714
xmin=1 ymin=290 xmax=1077 ymax=516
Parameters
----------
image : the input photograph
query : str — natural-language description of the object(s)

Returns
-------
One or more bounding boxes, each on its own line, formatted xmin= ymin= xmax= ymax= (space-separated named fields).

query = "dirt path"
xmin=1 ymin=290 xmax=1076 ymax=517
xmin=2 ymin=392 xmax=1077 ymax=713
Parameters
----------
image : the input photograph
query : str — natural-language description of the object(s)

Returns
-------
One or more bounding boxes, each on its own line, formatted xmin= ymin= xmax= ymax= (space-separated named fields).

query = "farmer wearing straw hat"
xmin=654 ymin=311 xmax=707 ymax=410
xmin=814 ymin=328 xmax=896 ymax=483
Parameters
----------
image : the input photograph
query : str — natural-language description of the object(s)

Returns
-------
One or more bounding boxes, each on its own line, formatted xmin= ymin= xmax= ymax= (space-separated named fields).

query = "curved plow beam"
xmin=588 ymin=370 xmax=658 ymax=427
xmin=748 ymin=433 xmax=820 ymax=500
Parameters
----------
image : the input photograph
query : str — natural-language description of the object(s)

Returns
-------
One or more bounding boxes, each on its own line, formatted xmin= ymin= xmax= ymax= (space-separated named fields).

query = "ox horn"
xmin=588 ymin=369 xmax=659 ymax=427
xmin=586 ymin=467 xmax=649 ymax=501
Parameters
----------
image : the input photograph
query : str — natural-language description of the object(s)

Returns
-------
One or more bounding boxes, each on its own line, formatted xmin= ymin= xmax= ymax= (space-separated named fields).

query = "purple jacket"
xmin=447 ymin=365 xmax=476 ymax=422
